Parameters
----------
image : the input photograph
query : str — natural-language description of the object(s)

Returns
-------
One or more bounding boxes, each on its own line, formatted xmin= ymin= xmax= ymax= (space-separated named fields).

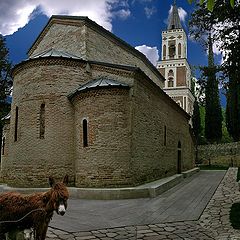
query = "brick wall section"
xmin=30 ymin=22 xmax=87 ymax=59
xmin=176 ymin=66 xmax=186 ymax=86
xmin=72 ymin=88 xmax=133 ymax=187
xmin=198 ymin=142 xmax=240 ymax=167
xmin=0 ymin=122 xmax=10 ymax=180
xmin=0 ymin=59 xmax=92 ymax=187
xmin=130 ymin=74 xmax=194 ymax=184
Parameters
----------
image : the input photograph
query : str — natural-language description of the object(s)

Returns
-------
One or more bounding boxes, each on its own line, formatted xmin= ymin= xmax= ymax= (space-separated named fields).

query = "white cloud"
xmin=178 ymin=7 xmax=187 ymax=23
xmin=144 ymin=6 xmax=157 ymax=19
xmin=135 ymin=45 xmax=159 ymax=66
xmin=0 ymin=0 xmax=130 ymax=36
xmin=113 ymin=9 xmax=131 ymax=20
xmin=166 ymin=5 xmax=187 ymax=26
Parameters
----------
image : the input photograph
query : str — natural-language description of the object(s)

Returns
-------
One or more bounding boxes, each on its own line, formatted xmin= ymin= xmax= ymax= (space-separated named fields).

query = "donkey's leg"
xmin=35 ymin=221 xmax=49 ymax=240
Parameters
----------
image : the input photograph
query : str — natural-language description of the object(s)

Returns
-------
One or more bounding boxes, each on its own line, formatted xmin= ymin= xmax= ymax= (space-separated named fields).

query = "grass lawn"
xmin=230 ymin=202 xmax=240 ymax=229
xmin=199 ymin=165 xmax=229 ymax=170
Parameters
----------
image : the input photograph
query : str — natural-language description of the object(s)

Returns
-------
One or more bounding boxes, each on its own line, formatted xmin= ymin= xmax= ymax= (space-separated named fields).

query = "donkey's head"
xmin=48 ymin=175 xmax=69 ymax=216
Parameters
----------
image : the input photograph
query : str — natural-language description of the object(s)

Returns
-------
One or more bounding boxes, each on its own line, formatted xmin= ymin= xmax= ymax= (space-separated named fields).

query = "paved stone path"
xmin=43 ymin=169 xmax=240 ymax=240
xmin=48 ymin=171 xmax=224 ymax=232
xmin=200 ymin=168 xmax=240 ymax=239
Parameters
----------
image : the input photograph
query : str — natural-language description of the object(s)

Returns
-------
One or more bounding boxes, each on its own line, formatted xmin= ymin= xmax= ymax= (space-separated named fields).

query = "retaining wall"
xmin=198 ymin=142 xmax=240 ymax=167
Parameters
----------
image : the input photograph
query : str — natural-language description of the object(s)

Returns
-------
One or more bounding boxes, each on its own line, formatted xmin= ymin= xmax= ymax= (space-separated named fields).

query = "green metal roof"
xmin=30 ymin=48 xmax=82 ymax=60
xmin=68 ymin=77 xmax=129 ymax=99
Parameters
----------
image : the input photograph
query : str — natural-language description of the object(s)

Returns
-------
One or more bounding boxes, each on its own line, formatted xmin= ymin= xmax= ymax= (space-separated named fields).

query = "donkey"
xmin=0 ymin=175 xmax=69 ymax=240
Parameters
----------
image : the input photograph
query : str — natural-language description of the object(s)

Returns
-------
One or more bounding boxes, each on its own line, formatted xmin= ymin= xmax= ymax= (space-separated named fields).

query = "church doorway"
xmin=177 ymin=141 xmax=182 ymax=174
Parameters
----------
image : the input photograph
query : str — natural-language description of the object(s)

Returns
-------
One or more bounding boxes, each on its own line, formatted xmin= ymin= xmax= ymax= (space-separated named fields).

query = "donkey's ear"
xmin=63 ymin=175 xmax=69 ymax=185
xmin=48 ymin=176 xmax=56 ymax=187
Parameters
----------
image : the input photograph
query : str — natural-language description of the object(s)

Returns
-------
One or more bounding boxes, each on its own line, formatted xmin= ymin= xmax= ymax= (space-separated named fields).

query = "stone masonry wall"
xmin=130 ymin=74 xmax=194 ymax=184
xmin=30 ymin=23 xmax=87 ymax=60
xmin=86 ymin=26 xmax=164 ymax=89
xmin=0 ymin=122 xmax=10 ymax=180
xmin=1 ymin=59 xmax=92 ymax=187
xmin=73 ymin=88 xmax=132 ymax=187
xmin=198 ymin=142 xmax=240 ymax=167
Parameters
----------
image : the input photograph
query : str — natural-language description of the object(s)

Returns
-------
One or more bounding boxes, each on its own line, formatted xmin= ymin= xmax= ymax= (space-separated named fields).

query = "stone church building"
xmin=1 ymin=12 xmax=195 ymax=187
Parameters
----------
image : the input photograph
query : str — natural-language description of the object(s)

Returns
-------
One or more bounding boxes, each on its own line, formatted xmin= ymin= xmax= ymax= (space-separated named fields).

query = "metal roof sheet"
xmin=78 ymin=78 xmax=129 ymax=91
xmin=1 ymin=112 xmax=11 ymax=121
xmin=29 ymin=48 xmax=81 ymax=60
xmin=68 ymin=77 xmax=129 ymax=99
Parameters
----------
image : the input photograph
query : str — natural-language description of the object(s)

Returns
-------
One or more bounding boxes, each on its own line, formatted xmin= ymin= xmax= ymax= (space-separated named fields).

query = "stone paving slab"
xmin=49 ymin=170 xmax=225 ymax=233
xmin=46 ymin=221 xmax=215 ymax=240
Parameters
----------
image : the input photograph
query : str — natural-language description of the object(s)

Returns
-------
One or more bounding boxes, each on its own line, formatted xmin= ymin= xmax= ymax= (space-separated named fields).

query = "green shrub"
xmin=230 ymin=202 xmax=240 ymax=229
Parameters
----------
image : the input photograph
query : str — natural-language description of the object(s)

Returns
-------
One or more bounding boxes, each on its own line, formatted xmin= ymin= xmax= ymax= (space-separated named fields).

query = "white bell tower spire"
xmin=157 ymin=1 xmax=195 ymax=116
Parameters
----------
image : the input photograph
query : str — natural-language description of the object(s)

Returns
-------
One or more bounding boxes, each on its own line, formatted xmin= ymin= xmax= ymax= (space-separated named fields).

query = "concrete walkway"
xmin=45 ymin=170 xmax=228 ymax=239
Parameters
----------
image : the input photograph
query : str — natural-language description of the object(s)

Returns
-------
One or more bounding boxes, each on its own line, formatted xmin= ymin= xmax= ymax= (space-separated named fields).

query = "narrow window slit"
xmin=83 ymin=119 xmax=88 ymax=147
xmin=14 ymin=106 xmax=18 ymax=142
xmin=40 ymin=103 xmax=45 ymax=139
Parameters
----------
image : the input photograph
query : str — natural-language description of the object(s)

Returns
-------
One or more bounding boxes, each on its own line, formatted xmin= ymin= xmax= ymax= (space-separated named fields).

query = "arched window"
xmin=169 ymin=44 xmax=175 ymax=59
xmin=168 ymin=78 xmax=174 ymax=87
xmin=83 ymin=119 xmax=88 ymax=147
xmin=168 ymin=69 xmax=174 ymax=77
xmin=14 ymin=106 xmax=19 ymax=142
xmin=178 ymin=43 xmax=182 ymax=58
xmin=163 ymin=45 xmax=166 ymax=59
xmin=168 ymin=70 xmax=174 ymax=87
xmin=40 ymin=103 xmax=45 ymax=139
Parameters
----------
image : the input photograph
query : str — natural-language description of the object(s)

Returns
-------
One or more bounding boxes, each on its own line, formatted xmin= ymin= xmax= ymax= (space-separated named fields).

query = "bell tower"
xmin=157 ymin=0 xmax=194 ymax=115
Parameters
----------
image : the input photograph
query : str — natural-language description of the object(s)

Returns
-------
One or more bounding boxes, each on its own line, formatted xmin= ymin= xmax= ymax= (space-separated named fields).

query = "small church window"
xmin=2 ymin=137 xmax=5 ymax=155
xmin=163 ymin=45 xmax=166 ymax=59
xmin=178 ymin=43 xmax=181 ymax=58
xmin=168 ymin=70 xmax=174 ymax=77
xmin=40 ymin=103 xmax=45 ymax=139
xmin=168 ymin=70 xmax=174 ymax=87
xmin=168 ymin=78 xmax=174 ymax=87
xmin=83 ymin=119 xmax=88 ymax=147
xmin=169 ymin=44 xmax=176 ymax=59
xmin=14 ymin=106 xmax=19 ymax=142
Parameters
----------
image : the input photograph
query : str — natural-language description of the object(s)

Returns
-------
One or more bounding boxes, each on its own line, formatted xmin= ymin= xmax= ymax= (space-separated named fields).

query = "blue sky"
xmin=0 ymin=0 xmax=225 ymax=105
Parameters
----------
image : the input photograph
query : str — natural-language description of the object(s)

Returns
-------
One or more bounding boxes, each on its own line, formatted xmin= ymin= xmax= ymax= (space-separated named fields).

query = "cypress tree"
xmin=0 ymin=35 xmax=12 ymax=162
xmin=192 ymin=99 xmax=201 ymax=143
xmin=226 ymin=72 xmax=240 ymax=142
xmin=204 ymin=36 xmax=222 ymax=143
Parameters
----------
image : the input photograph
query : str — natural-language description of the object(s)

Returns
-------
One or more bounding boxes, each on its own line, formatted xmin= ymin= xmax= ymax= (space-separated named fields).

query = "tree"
xmin=0 ymin=35 xmax=12 ymax=161
xmin=204 ymin=37 xmax=222 ymax=142
xmin=187 ymin=0 xmax=235 ymax=11
xmin=189 ymin=3 xmax=222 ymax=143
xmin=192 ymin=100 xmax=201 ymax=143
xmin=213 ymin=1 xmax=240 ymax=141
